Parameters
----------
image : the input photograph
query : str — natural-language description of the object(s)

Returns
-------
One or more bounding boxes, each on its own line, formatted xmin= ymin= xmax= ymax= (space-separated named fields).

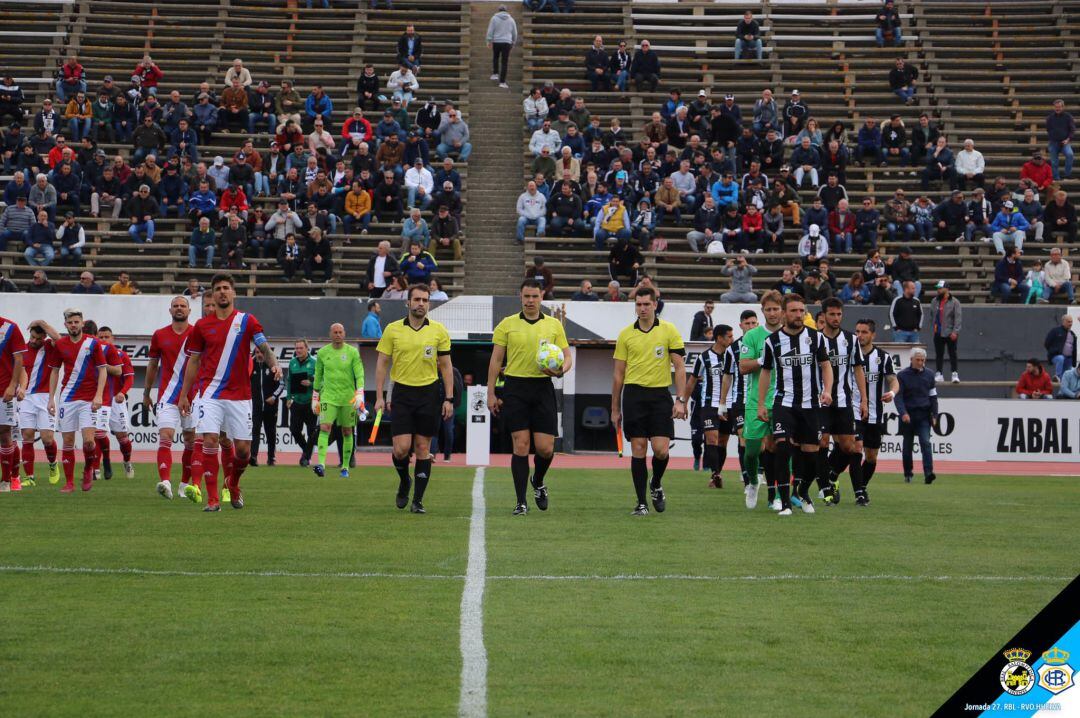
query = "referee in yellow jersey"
xmin=612 ymin=286 xmax=688 ymax=515
xmin=374 ymin=283 xmax=455 ymax=514
xmin=487 ymin=279 xmax=572 ymax=516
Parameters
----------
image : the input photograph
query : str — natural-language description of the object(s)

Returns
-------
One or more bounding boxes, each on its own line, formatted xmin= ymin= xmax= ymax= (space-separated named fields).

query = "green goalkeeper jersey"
xmin=313 ymin=343 xmax=364 ymax=405
xmin=741 ymin=325 xmax=776 ymax=407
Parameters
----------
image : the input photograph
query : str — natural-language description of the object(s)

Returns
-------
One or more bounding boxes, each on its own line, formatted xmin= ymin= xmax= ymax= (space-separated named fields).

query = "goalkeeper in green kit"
xmin=312 ymin=323 xmax=365 ymax=478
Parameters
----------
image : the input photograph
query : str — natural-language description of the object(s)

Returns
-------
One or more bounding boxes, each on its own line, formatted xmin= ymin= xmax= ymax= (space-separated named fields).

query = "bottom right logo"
xmin=1038 ymin=646 xmax=1075 ymax=696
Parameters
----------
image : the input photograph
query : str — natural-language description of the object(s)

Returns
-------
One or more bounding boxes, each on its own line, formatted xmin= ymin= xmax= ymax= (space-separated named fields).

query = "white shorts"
xmin=196 ymin=398 xmax=252 ymax=441
xmin=0 ymin=398 xmax=16 ymax=428
xmin=58 ymin=400 xmax=96 ymax=433
xmin=109 ymin=402 xmax=130 ymax=434
xmin=157 ymin=401 xmax=197 ymax=433
xmin=17 ymin=394 xmax=56 ymax=432
xmin=93 ymin=405 xmax=111 ymax=433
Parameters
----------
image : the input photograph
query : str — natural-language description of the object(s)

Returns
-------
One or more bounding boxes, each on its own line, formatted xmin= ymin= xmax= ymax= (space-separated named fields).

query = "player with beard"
xmin=721 ymin=310 xmax=760 ymax=505
xmin=49 ymin=309 xmax=107 ymax=493
xmin=682 ymin=324 xmax=733 ymax=490
xmin=0 ymin=315 xmax=27 ymax=491
xmin=849 ymin=319 xmax=897 ymax=505
xmin=816 ymin=297 xmax=867 ymax=506
xmin=17 ymin=322 xmax=61 ymax=487
xmin=95 ymin=326 xmax=136 ymax=480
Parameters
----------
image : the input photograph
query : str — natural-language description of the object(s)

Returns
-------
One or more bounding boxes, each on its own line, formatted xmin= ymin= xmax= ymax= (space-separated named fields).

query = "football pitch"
xmin=2 ymin=464 xmax=1077 ymax=717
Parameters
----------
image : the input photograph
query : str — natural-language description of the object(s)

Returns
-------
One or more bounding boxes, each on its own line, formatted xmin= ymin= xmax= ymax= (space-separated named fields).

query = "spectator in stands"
xmin=771 ymin=268 xmax=802 ymax=296
xmin=853 ymin=197 xmax=881 ymax=251
xmin=585 ymin=36 xmax=611 ymax=91
xmin=911 ymin=113 xmax=938 ymax=167
xmin=0 ymin=75 xmax=23 ymax=126
xmin=628 ymin=39 xmax=663 ymax=92
xmin=191 ymin=93 xmax=217 ymax=146
xmin=127 ymin=184 xmax=158 ymax=246
xmin=1020 ymin=151 xmax=1053 ymax=192
xmin=397 ymin=23 xmax=423 ymax=73
xmin=528 ymin=119 xmax=560 ymax=159
xmin=890 ymin=280 xmax=922 ymax=342
xmin=133 ymin=55 xmax=164 ymax=96
xmin=992 ymin=245 xmax=1028 ymax=302
xmin=1059 ymin=364 xmax=1080 ymax=398
xmin=548 ymin=181 xmax=584 ymax=237
xmin=373 ymin=170 xmax=404 ymax=223
xmin=1016 ymin=359 xmax=1054 ymax=400
xmin=630 ymin=198 xmax=655 ymax=248
xmin=487 ymin=5 xmax=519 ymax=89
xmin=884 ymin=188 xmax=914 ymax=242
xmin=55 ymin=212 xmax=85 ymax=264
xmin=1044 ymin=190 xmax=1077 ymax=242
xmin=132 ymin=115 xmax=167 ymax=164
xmin=52 ymin=163 xmax=80 ymax=217
xmin=523 ymin=87 xmax=549 ymax=131
xmin=1041 ymin=247 xmax=1074 ymax=303
xmin=653 ymin=176 xmax=682 ymax=226
xmin=720 ymin=255 xmax=758 ymax=304
xmin=186 ymin=178 xmax=217 ymax=228
xmin=159 ymin=163 xmax=187 ymax=219
xmin=689 ymin=300 xmax=714 ymax=340
xmin=954 ymin=139 xmax=985 ymax=191
xmin=798 ymin=224 xmax=828 ymax=266
xmin=1045 ymin=314 xmax=1077 ymax=378
xmin=303 ymin=227 xmax=334 ymax=282
xmin=304 ymin=85 xmax=333 ymax=132
xmin=816 ymin=173 xmax=847 ymax=212
xmin=403 ymin=157 xmax=433 ymax=211
xmin=271 ymin=80 xmax=300 ymax=130
xmin=921 ymin=136 xmax=955 ymax=190
xmin=889 ymin=245 xmax=922 ymax=297
xmin=223 ymin=58 xmax=252 ymax=89
xmin=387 ymin=64 xmax=419 ymax=108
xmin=72 ymin=271 xmax=104 ymax=294
xmin=247 ymin=81 xmax=276 ymax=135
xmin=866 ymin=274 xmax=894 ymax=305
xmin=523 ymin=256 xmax=554 ymax=298
xmin=602 ymin=239 xmax=640 ymax=295
xmin=718 ymin=204 xmax=743 ymax=252
xmin=431 ymin=204 xmax=461 ymax=261
xmin=567 ymin=280 xmax=595 ymax=301
xmin=515 ymin=180 xmax=547 ymax=243
xmin=168 ymin=117 xmax=198 ymax=163
xmin=220 ymin=213 xmax=248 ymax=268
xmin=735 ymin=10 xmax=763 ymax=60
xmin=63 ymin=92 xmax=92 ymax=142
xmin=828 ymin=198 xmax=855 ymax=254
xmin=889 ymin=57 xmax=918 ymax=105
xmin=600 ymin=279 xmax=625 ymax=302
xmin=400 ymin=207 xmax=430 ymax=252
xmin=880 ymin=115 xmax=909 ymax=166
xmin=752 ymin=89 xmax=778 ymax=138
xmin=875 ymin=0 xmax=904 ymax=47
xmin=29 ymin=173 xmax=57 ymax=222
xmin=788 ymin=138 xmax=819 ymax=190
xmin=593 ymin=195 xmax=630 ymax=250
xmin=3 ymin=171 xmax=28 ymax=205
xmin=23 ymin=209 xmax=55 ymax=267
xmin=1017 ymin=187 xmax=1045 ymax=244
xmin=741 ymin=204 xmax=764 ymax=252
xmin=188 ymin=216 xmax=216 ymax=268
xmin=929 ymin=280 xmax=962 ymax=383
xmin=26 ymin=269 xmax=56 ymax=293
xmin=56 ymin=54 xmax=86 ymax=103
xmin=341 ymin=180 xmax=371 ymax=236
xmin=990 ymin=200 xmax=1029 ymax=254
xmin=0 ymin=194 xmax=33 ymax=254
xmin=1046 ymin=99 xmax=1075 ymax=181
xmin=782 ymin=90 xmax=808 ymax=138
xmin=219 ymin=182 xmax=250 ymax=222
xmin=913 ymin=193 xmax=934 ymax=238
xmin=435 ymin=110 xmax=471 ymax=161
xmin=932 ymin=189 xmax=966 ymax=242
xmin=839 ymin=273 xmax=870 ymax=305
xmin=364 ymin=240 xmax=396 ymax=297
xmin=855 ymin=117 xmax=882 ymax=165
xmin=686 ymin=195 xmax=720 ymax=253
xmin=109 ymin=271 xmax=139 ymax=294
xmin=219 ymin=78 xmax=250 ymax=132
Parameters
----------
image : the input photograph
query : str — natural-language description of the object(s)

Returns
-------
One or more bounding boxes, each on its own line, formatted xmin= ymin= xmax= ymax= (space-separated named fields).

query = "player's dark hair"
xmin=715 ymin=324 xmax=733 ymax=340
xmin=82 ymin=320 xmax=98 ymax=335
xmin=29 ymin=324 xmax=46 ymax=337
xmin=635 ymin=286 xmax=657 ymax=302
xmin=406 ymin=283 xmax=430 ymax=300
xmin=739 ymin=309 xmax=757 ymax=322
xmin=98 ymin=325 xmax=112 ymax=334
xmin=210 ymin=272 xmax=235 ymax=289
xmin=856 ymin=318 xmax=876 ymax=333
xmin=821 ymin=297 xmax=844 ymax=312
xmin=520 ymin=279 xmax=543 ymax=292
xmin=781 ymin=293 xmax=805 ymax=309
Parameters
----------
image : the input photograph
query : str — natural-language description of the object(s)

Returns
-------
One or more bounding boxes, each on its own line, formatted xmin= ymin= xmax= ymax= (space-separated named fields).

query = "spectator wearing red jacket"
xmin=133 ymin=55 xmax=164 ymax=95
xmin=56 ymin=55 xmax=86 ymax=102
xmin=1016 ymin=358 xmax=1054 ymax=399
xmin=828 ymin=197 xmax=856 ymax=253
xmin=218 ymin=184 xmax=250 ymax=221
xmin=740 ymin=203 xmax=764 ymax=252
xmin=339 ymin=109 xmax=374 ymax=157
xmin=1020 ymin=152 xmax=1054 ymax=192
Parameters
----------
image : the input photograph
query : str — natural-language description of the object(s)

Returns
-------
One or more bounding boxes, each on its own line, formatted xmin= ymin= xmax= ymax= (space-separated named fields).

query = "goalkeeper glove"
xmin=311 ymin=390 xmax=320 ymax=414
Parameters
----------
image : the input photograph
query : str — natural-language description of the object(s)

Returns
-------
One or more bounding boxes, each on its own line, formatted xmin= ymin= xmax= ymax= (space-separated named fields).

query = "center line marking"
xmin=459 ymin=467 xmax=488 ymax=718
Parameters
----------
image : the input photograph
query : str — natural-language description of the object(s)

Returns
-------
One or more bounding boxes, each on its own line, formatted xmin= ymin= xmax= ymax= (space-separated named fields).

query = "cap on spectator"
xmin=639 ymin=197 xmax=651 ymax=206
xmin=392 ymin=97 xmax=402 ymax=104
xmin=900 ymin=245 xmax=912 ymax=254
xmin=258 ymin=80 xmax=269 ymax=88
xmin=806 ymin=268 xmax=820 ymax=278
xmin=413 ymin=157 xmax=423 ymax=165
xmin=936 ymin=280 xmax=949 ymax=289
xmin=698 ymin=89 xmax=707 ymax=97
xmin=724 ymin=94 xmax=734 ymax=100
xmin=15 ymin=195 xmax=25 ymax=201
xmin=1004 ymin=200 xmax=1014 ymax=209
xmin=534 ymin=256 xmax=545 ymax=266
xmin=213 ymin=156 xmax=224 ymax=166
xmin=9 ymin=122 xmax=19 ymax=129
xmin=64 ymin=211 xmax=74 ymax=218
xmin=808 ymin=224 xmax=820 ymax=236
xmin=616 ymin=170 xmax=627 ymax=180
xmin=383 ymin=110 xmax=393 ymax=117
xmin=726 ymin=204 xmax=739 ymax=213
xmin=780 ymin=164 xmax=791 ymax=172
xmin=131 ymin=74 xmax=141 ymax=83
xmin=103 ymin=75 xmax=113 ymax=82
xmin=791 ymin=89 xmax=800 ymax=96
xmin=270 ymin=141 xmax=280 ymax=149
xmin=95 ymin=148 xmax=106 ymax=156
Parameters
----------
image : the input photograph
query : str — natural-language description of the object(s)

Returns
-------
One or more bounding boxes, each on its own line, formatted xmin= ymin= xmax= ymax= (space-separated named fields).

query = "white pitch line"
xmin=0 ymin=565 xmax=1070 ymax=584
xmin=458 ymin=467 xmax=488 ymax=718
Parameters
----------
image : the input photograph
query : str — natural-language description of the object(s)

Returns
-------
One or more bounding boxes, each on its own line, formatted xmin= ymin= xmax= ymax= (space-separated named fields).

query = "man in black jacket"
xmin=933 ymin=190 xmax=968 ymax=242
xmin=875 ymin=0 xmax=904 ymax=47
xmin=734 ymin=10 xmax=763 ymax=60
xmin=630 ymin=40 xmax=661 ymax=92
xmin=889 ymin=58 xmax=919 ymax=104
xmin=585 ymin=36 xmax=611 ymax=91
xmin=397 ymin=24 xmax=423 ymax=73
xmin=549 ymin=181 xmax=585 ymax=236
xmin=889 ymin=279 xmax=923 ymax=342
xmin=690 ymin=300 xmax=714 ymax=341
xmin=1045 ymin=314 xmax=1077 ymax=378
xmin=250 ymin=350 xmax=284 ymax=466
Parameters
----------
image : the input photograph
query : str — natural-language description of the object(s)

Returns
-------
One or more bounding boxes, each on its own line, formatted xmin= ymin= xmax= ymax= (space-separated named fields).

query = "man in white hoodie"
xmin=954 ymin=138 xmax=985 ymax=191
xmin=486 ymin=4 xmax=519 ymax=89
xmin=516 ymin=180 xmax=546 ymax=243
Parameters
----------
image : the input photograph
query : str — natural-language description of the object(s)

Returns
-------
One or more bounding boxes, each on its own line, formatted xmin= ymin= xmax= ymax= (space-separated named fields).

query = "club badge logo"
xmin=653 ymin=344 xmax=664 ymax=358
xmin=1038 ymin=647 xmax=1074 ymax=695
xmin=999 ymin=647 xmax=1036 ymax=696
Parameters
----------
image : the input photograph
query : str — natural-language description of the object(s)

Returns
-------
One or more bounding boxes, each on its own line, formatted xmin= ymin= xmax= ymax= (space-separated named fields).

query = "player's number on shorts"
xmin=775 ymin=422 xmax=783 ymax=432
xmin=198 ymin=405 xmax=205 ymax=419
xmin=59 ymin=407 xmax=65 ymax=419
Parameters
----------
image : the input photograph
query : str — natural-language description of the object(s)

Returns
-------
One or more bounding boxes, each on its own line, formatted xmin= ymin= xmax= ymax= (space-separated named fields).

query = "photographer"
xmin=720 ymin=254 xmax=758 ymax=303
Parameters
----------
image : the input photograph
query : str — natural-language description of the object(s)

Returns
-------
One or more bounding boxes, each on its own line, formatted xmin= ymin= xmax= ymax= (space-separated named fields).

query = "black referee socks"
xmin=650 ymin=455 xmax=668 ymax=490
xmin=511 ymin=454 xmax=530 ymax=504
xmin=392 ymin=454 xmax=411 ymax=498
xmin=414 ymin=457 xmax=432 ymax=502
xmin=532 ymin=453 xmax=553 ymax=488
xmin=630 ymin=457 xmax=648 ymax=504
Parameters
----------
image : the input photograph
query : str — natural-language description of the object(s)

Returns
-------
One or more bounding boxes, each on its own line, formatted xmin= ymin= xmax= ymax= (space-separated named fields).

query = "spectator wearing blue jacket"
xmin=374 ymin=113 xmax=404 ymax=144
xmin=159 ymin=164 xmax=187 ymax=219
xmin=801 ymin=195 xmax=828 ymax=233
xmin=169 ymin=118 xmax=198 ymax=162
xmin=186 ymin=179 xmax=218 ymax=227
xmin=24 ymin=209 xmax=55 ymax=266
xmin=1058 ymin=366 xmax=1080 ymax=399
xmin=854 ymin=118 xmax=881 ymax=164
xmin=894 ymin=347 xmax=938 ymax=484
xmin=304 ymin=85 xmax=333 ymax=132
xmin=710 ymin=172 xmax=739 ymax=210
xmin=400 ymin=207 xmax=431 ymax=251
xmin=361 ymin=301 xmax=383 ymax=339
xmin=921 ymin=136 xmax=955 ymax=190
xmin=989 ymin=200 xmax=1030 ymax=254
xmin=399 ymin=240 xmax=437 ymax=283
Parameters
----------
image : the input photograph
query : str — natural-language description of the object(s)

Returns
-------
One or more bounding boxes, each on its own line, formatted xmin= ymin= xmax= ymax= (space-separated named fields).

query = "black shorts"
xmin=621 ymin=385 xmax=674 ymax=439
xmin=702 ymin=405 xmax=742 ymax=435
xmin=501 ymin=376 xmax=558 ymax=435
xmin=390 ymin=381 xmax=441 ymax=437
xmin=728 ymin=403 xmax=746 ymax=432
xmin=822 ymin=406 xmax=857 ymax=437
xmin=771 ymin=405 xmax=823 ymax=446
xmin=858 ymin=420 xmax=883 ymax=450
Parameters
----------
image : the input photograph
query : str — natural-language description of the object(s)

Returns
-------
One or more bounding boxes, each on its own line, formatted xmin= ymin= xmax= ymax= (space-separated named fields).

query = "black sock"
xmin=762 ymin=450 xmax=776 ymax=503
xmin=392 ymin=454 xmax=411 ymax=497
xmin=792 ymin=448 xmax=809 ymax=501
xmin=738 ymin=443 xmax=747 ymax=483
xmin=532 ymin=453 xmax=553 ymax=488
xmin=716 ymin=444 xmax=728 ymax=478
xmin=862 ymin=459 xmax=877 ymax=486
xmin=511 ymin=454 xmax=529 ymax=504
xmin=776 ymin=443 xmax=795 ymax=509
xmin=848 ymin=452 xmax=864 ymax=495
xmin=650 ymin=455 xmax=668 ymax=490
xmin=816 ymin=447 xmax=832 ymax=490
xmin=630 ymin=457 xmax=648 ymax=504
xmin=692 ymin=433 xmax=702 ymax=462
xmin=703 ymin=444 xmax=719 ymax=472
xmin=829 ymin=447 xmax=848 ymax=479
xmin=413 ymin=457 xmax=432 ymax=502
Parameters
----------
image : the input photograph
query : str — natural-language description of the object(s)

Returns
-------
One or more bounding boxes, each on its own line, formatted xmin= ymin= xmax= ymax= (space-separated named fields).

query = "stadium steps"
xmin=462 ymin=1 xmax=526 ymax=296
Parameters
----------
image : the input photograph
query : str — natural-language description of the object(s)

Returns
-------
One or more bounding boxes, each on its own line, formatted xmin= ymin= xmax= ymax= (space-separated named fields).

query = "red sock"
xmin=190 ymin=438 xmax=203 ymax=487
xmin=62 ymin=446 xmax=76 ymax=485
xmin=44 ymin=441 xmax=57 ymax=463
xmin=11 ymin=441 xmax=20 ymax=470
xmin=0 ymin=443 xmax=12 ymax=483
xmin=94 ymin=432 xmax=109 ymax=470
xmin=82 ymin=442 xmax=97 ymax=485
xmin=22 ymin=441 xmax=35 ymax=477
xmin=157 ymin=439 xmax=173 ymax=482
xmin=230 ymin=457 xmax=247 ymax=493
xmin=201 ymin=446 xmax=220 ymax=505
xmin=118 ymin=435 xmax=133 ymax=462
xmin=221 ymin=442 xmax=234 ymax=478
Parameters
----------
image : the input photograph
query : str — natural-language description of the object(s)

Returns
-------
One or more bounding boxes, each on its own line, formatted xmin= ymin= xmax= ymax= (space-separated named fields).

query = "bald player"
xmin=312 ymin=322 xmax=364 ymax=478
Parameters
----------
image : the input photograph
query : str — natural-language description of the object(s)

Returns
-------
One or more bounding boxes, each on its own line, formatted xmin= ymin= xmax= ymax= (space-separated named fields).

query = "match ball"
xmin=536 ymin=342 xmax=565 ymax=373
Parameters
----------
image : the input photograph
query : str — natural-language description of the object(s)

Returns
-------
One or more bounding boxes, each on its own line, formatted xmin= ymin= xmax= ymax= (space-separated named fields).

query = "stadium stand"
xmin=520 ymin=0 xmax=1080 ymax=303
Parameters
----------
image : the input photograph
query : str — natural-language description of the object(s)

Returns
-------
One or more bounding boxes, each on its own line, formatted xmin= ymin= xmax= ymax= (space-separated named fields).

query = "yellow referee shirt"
xmin=375 ymin=318 xmax=451 ymax=386
xmin=492 ymin=312 xmax=570 ymax=378
xmin=613 ymin=319 xmax=685 ymax=388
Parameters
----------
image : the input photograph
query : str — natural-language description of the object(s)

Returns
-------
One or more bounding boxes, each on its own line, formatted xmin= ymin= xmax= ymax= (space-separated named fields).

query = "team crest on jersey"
xmin=424 ymin=345 xmax=434 ymax=359
xmin=653 ymin=345 xmax=664 ymax=358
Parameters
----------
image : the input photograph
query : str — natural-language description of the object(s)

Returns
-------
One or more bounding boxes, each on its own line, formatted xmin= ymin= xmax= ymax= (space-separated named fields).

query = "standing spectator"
xmin=690 ymin=300 xmax=714 ymax=341
xmin=1045 ymin=314 xmax=1076 ymax=378
xmin=735 ymin=10 xmax=763 ymax=60
xmin=249 ymin=351 xmax=283 ymax=466
xmin=1044 ymin=190 xmax=1077 ymax=243
xmin=630 ymin=40 xmax=661 ymax=92
xmin=895 ymin=348 xmax=937 ymax=485
xmin=277 ymin=233 xmax=302 ymax=281
xmin=55 ymin=211 xmax=85 ymax=264
xmin=24 ymin=209 xmax=55 ymax=266
xmin=1016 ymin=359 xmax=1054 ymax=400
xmin=109 ymin=271 xmax=139 ymax=294
xmin=992 ymin=245 xmax=1029 ymax=302
xmin=486 ymin=4 xmax=519 ymax=89
xmin=890 ymin=280 xmax=922 ymax=342
xmin=524 ymin=256 xmax=555 ymax=298
xmin=1042 ymin=247 xmax=1074 ymax=303
xmin=127 ymin=184 xmax=158 ymax=245
xmin=515 ymin=180 xmax=547 ymax=243
xmin=889 ymin=57 xmax=918 ymax=104
xmin=361 ymin=300 xmax=383 ymax=339
xmin=397 ymin=24 xmax=423 ymax=72
xmin=720 ymin=255 xmax=758 ymax=304
xmin=930 ymin=281 xmax=961 ymax=383
xmin=1046 ymin=99 xmax=1075 ymax=181
xmin=56 ymin=55 xmax=86 ymax=102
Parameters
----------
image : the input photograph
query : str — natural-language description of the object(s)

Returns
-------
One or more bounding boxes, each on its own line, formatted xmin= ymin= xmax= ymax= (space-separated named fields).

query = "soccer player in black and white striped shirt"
xmin=853 ymin=319 xmax=898 ymax=505
xmin=758 ymin=294 xmax=833 ymax=515
xmin=683 ymin=325 xmax=733 ymax=490
xmin=721 ymin=310 xmax=759 ymax=502
xmin=817 ymin=298 xmax=868 ymax=506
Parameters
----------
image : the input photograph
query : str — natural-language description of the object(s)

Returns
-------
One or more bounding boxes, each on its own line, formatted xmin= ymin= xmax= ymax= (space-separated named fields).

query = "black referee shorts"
xmin=772 ymin=405 xmax=823 ymax=446
xmin=501 ymin=376 xmax=558 ymax=435
xmin=389 ymin=381 xmax=441 ymax=437
xmin=858 ymin=420 xmax=884 ymax=450
xmin=622 ymin=385 xmax=674 ymax=440
xmin=822 ymin=406 xmax=857 ymax=437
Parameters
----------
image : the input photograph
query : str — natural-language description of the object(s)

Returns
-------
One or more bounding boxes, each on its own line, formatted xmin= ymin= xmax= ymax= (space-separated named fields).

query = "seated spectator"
xmin=741 ymin=204 xmax=764 ymax=252
xmin=889 ymin=57 xmax=918 ymax=104
xmin=400 ymin=207 xmax=430 ymax=252
xmin=1044 ymin=190 xmax=1077 ymax=242
xmin=523 ymin=87 xmax=548 ymax=131
xmin=992 ymin=245 xmax=1028 ymax=302
xmin=720 ymin=255 xmax=758 ymax=303
xmin=276 ymin=233 xmax=302 ymax=281
xmin=24 ymin=209 xmax=55 ymax=266
xmin=52 ymin=162 xmax=81 ymax=217
xmin=653 ymin=176 xmax=682 ymax=225
xmin=875 ymin=0 xmax=904 ymax=47
xmin=863 ymin=249 xmax=887 ymax=281
xmin=880 ymin=115 xmax=909 ymax=166
xmin=1016 ymin=359 xmax=1054 ymax=399
xmin=516 ymin=180 xmax=547 ymax=243
xmin=718 ymin=205 xmax=743 ymax=252
xmin=954 ymin=139 xmax=985 ymax=191
xmin=529 ymin=118 xmax=560 ymax=158
xmin=584 ymin=36 xmax=611 ymax=91
xmin=127 ymin=184 xmax=159 ymax=245
xmin=355 ymin=64 xmax=381 ymax=114
xmin=218 ymin=183 xmax=250 ymax=222
xmin=815 ymin=174 xmax=847 ymax=212
xmin=109 ymin=271 xmax=140 ymax=295
xmin=28 ymin=173 xmax=57 ymax=222
xmin=71 ymin=270 xmax=104 ymax=294
xmin=855 ymin=197 xmax=881 ymax=251
xmin=55 ymin=211 xmax=85 ymax=264
xmin=158 ymin=163 xmax=187 ymax=219
xmin=342 ymin=180 xmax=372 ymax=236
xmin=828 ymin=198 xmax=856 ymax=254
xmin=26 ymin=269 xmax=56 ymax=293
xmin=1041 ymin=247 xmax=1074 ymax=303
xmin=630 ymin=198 xmax=656 ymax=249
xmin=303 ymin=227 xmax=334 ymax=282
xmin=64 ymin=92 xmax=92 ymax=142
xmin=791 ymin=138 xmax=821 ymax=189
xmin=304 ymin=85 xmax=333 ymax=132
xmin=630 ymin=40 xmax=661 ymax=92
xmin=189 ymin=216 xmax=216 ymax=268
xmin=593 ymin=195 xmax=630 ymax=250
xmin=373 ymin=171 xmax=404 ymax=223
xmin=888 ymin=245 xmax=922 ymax=297
xmin=735 ymin=10 xmax=763 ymax=60
xmin=839 ymin=273 xmax=870 ymax=305
xmin=772 ymin=268 xmax=803 ymax=296
xmin=1045 ymin=314 xmax=1077 ymax=378
xmin=431 ymin=204 xmax=461 ymax=260
xmin=247 ymin=81 xmax=276 ymax=135
xmin=403 ymin=157 xmax=433 ymax=210
xmin=220 ymin=213 xmax=247 ymax=268
xmin=219 ymin=79 xmax=249 ymax=132
xmin=1017 ymin=188 xmax=1045 ymax=243
xmin=921 ymin=136 xmax=954 ymax=190
xmin=522 ymin=256 xmax=553 ymax=298
xmin=399 ymin=240 xmax=436 ymax=284
xmin=803 ymin=269 xmax=833 ymax=302
xmin=799 ymin=224 xmax=829 ymax=265
xmin=549 ymin=181 xmax=585 ymax=236
xmin=933 ymin=190 xmax=967 ymax=242
xmin=884 ymin=188 xmax=915 ymax=242
xmin=762 ymin=203 xmax=784 ymax=253
xmin=564 ymin=278 xmax=595 ymax=302
xmin=869 ymin=274 xmax=896 ymax=305
xmin=0 ymin=195 xmax=34 ymax=250
xmin=1021 ymin=151 xmax=1053 ymax=192
xmin=990 ymin=200 xmax=1029 ymax=254
xmin=56 ymin=54 xmax=86 ymax=103
xmin=1058 ymin=365 xmax=1080 ymax=399
xmin=0 ymin=74 xmax=25 ymax=126
xmin=607 ymin=235 xmax=642 ymax=289
xmin=854 ymin=118 xmax=882 ymax=165
xmin=686 ymin=195 xmax=720 ymax=253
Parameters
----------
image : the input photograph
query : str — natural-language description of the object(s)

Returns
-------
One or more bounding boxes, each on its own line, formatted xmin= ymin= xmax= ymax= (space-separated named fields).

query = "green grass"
xmin=1 ymin=464 xmax=1077 ymax=717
